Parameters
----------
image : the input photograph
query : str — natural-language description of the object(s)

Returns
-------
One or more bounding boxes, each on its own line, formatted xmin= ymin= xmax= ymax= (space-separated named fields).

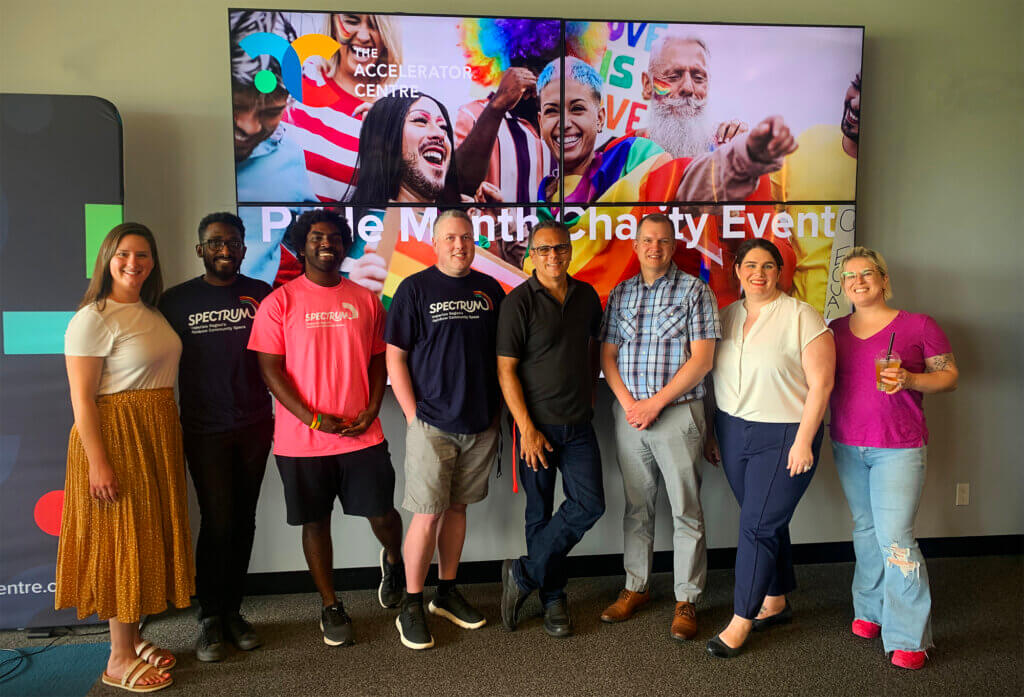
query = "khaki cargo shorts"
xmin=402 ymin=418 xmax=499 ymax=514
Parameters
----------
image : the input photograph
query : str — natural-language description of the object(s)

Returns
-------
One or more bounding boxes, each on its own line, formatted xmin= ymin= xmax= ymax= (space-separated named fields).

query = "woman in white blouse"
xmin=57 ymin=223 xmax=193 ymax=692
xmin=704 ymin=239 xmax=835 ymax=658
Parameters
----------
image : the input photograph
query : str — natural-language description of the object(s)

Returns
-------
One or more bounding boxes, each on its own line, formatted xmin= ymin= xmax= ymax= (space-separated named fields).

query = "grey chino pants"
xmin=612 ymin=399 xmax=707 ymax=602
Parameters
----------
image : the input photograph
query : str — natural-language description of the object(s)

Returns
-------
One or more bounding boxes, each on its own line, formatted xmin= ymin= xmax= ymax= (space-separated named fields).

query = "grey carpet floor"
xmin=2 ymin=555 xmax=1020 ymax=696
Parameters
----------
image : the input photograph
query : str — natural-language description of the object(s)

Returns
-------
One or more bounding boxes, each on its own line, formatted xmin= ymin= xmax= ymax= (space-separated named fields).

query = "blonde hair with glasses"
xmin=841 ymin=246 xmax=892 ymax=300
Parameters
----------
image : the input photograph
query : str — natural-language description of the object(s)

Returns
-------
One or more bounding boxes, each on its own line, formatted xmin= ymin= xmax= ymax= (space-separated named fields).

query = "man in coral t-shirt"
xmin=248 ymin=208 xmax=404 ymax=647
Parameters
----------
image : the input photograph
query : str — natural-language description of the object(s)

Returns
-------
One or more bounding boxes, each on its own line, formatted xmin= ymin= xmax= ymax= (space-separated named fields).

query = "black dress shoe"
xmin=225 ymin=612 xmax=262 ymax=650
xmin=500 ymin=559 xmax=530 ymax=631
xmin=706 ymin=633 xmax=744 ymax=658
xmin=542 ymin=599 xmax=574 ymax=638
xmin=751 ymin=602 xmax=792 ymax=632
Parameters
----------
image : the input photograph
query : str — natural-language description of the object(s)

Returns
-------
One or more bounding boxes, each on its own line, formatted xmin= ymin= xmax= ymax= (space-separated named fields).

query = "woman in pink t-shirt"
xmin=829 ymin=247 xmax=958 ymax=671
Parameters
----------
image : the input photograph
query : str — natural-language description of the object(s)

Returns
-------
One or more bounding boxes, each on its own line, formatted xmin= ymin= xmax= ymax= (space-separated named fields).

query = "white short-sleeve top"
xmin=64 ymin=300 xmax=182 ymax=395
xmin=713 ymin=293 xmax=829 ymax=423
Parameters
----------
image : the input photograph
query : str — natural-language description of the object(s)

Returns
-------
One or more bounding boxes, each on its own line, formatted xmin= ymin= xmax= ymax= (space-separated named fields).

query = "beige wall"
xmin=3 ymin=0 xmax=1021 ymax=572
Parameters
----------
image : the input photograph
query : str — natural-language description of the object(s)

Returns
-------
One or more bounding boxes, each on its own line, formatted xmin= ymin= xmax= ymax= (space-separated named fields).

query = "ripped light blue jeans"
xmin=832 ymin=442 xmax=933 ymax=652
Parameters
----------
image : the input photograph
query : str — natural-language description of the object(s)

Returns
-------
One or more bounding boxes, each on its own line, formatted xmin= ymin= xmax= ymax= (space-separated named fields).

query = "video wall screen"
xmin=229 ymin=11 xmax=863 ymax=319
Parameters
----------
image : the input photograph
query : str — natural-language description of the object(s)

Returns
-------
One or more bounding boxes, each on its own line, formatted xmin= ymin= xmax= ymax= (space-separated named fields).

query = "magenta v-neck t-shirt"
xmin=829 ymin=310 xmax=951 ymax=448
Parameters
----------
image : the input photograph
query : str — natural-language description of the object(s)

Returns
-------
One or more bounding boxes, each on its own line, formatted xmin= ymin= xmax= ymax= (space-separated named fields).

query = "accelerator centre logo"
xmin=238 ymin=32 xmax=342 ymax=107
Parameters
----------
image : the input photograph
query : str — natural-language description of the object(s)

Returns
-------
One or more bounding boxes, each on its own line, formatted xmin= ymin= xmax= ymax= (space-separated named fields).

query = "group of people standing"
xmin=55 ymin=209 xmax=955 ymax=692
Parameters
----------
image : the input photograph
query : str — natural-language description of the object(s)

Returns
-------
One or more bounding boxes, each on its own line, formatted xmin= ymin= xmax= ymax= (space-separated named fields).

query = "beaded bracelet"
xmin=309 ymin=413 xmax=323 ymax=431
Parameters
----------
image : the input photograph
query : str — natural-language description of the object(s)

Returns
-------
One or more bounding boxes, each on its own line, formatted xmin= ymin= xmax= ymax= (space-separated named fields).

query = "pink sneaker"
xmin=891 ymin=650 xmax=927 ymax=670
xmin=851 ymin=619 xmax=881 ymax=638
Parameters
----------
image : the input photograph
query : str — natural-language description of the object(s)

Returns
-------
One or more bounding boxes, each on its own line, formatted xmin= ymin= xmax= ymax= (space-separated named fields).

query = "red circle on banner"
xmin=34 ymin=490 xmax=64 ymax=536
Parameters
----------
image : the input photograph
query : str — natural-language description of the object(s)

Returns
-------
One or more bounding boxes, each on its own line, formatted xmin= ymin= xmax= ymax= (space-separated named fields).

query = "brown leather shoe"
xmin=671 ymin=601 xmax=698 ymax=640
xmin=600 ymin=589 xmax=650 ymax=623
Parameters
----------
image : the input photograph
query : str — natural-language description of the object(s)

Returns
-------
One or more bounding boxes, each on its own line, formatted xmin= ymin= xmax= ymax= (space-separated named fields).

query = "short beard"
xmin=647 ymin=96 xmax=712 ymax=159
xmin=400 ymin=156 xmax=444 ymax=202
xmin=204 ymin=258 xmax=238 ymax=282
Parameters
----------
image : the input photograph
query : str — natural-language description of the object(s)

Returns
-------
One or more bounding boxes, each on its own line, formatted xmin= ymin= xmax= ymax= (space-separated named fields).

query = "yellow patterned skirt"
xmin=55 ymin=388 xmax=195 ymax=623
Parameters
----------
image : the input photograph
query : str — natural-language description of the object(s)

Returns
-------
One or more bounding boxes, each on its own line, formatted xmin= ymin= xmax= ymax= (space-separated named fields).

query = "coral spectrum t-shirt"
xmin=829 ymin=311 xmax=952 ymax=448
xmin=248 ymin=275 xmax=386 ymax=457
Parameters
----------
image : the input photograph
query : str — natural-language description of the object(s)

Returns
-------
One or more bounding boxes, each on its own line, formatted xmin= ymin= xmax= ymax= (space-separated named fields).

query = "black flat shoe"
xmin=706 ymin=634 xmax=745 ymax=658
xmin=751 ymin=602 xmax=792 ymax=632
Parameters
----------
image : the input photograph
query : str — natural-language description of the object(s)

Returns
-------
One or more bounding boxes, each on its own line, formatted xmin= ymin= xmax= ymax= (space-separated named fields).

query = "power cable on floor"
xmin=0 ymin=625 xmax=110 ymax=683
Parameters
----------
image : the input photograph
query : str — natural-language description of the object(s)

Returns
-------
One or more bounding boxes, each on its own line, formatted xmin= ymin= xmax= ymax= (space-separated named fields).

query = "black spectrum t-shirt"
xmin=159 ymin=275 xmax=273 ymax=435
xmin=385 ymin=266 xmax=505 ymax=434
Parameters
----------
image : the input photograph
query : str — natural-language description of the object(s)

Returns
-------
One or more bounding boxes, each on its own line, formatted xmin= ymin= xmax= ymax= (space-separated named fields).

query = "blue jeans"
xmin=514 ymin=422 xmax=605 ymax=606
xmin=833 ymin=442 xmax=933 ymax=652
xmin=715 ymin=410 xmax=823 ymax=619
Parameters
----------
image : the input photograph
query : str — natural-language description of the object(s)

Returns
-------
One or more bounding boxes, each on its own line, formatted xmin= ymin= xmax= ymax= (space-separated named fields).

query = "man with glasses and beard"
xmin=159 ymin=213 xmax=273 ymax=661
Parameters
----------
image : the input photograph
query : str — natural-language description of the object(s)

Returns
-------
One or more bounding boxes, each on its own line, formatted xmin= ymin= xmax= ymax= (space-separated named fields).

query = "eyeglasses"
xmin=202 ymin=239 xmax=243 ymax=251
xmin=532 ymin=243 xmax=572 ymax=257
xmin=841 ymin=269 xmax=879 ymax=280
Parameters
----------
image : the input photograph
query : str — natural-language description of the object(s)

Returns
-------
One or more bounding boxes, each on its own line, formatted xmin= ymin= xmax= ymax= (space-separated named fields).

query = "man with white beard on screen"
xmin=640 ymin=33 xmax=747 ymax=157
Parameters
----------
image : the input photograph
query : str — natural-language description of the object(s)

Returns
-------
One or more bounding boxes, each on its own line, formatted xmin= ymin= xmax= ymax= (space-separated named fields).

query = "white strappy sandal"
xmin=135 ymin=640 xmax=176 ymax=670
xmin=101 ymin=657 xmax=173 ymax=693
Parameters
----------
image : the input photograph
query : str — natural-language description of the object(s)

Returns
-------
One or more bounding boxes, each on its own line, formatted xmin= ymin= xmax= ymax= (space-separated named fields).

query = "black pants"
xmin=183 ymin=420 xmax=273 ymax=619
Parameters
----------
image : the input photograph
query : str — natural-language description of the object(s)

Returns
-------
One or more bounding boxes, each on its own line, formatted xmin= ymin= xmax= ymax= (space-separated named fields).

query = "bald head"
xmin=649 ymin=33 xmax=709 ymax=72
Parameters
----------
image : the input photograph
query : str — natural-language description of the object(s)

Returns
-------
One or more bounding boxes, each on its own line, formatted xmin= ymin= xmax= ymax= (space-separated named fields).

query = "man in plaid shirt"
xmin=599 ymin=213 xmax=721 ymax=640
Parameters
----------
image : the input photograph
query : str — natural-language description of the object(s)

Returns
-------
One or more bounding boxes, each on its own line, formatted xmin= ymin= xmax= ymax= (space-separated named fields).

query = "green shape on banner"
xmin=254 ymin=69 xmax=278 ymax=93
xmin=85 ymin=204 xmax=124 ymax=278
xmin=2 ymin=311 xmax=76 ymax=355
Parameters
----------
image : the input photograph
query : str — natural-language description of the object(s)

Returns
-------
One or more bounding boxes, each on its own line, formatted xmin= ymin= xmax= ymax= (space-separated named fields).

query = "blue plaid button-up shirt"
xmin=600 ymin=263 xmax=721 ymax=402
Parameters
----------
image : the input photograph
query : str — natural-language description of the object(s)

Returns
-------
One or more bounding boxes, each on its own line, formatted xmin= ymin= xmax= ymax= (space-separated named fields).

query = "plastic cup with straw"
xmin=875 ymin=332 xmax=901 ymax=392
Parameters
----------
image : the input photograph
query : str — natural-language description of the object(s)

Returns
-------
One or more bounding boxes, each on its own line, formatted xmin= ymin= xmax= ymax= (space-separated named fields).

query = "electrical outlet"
xmin=955 ymin=483 xmax=970 ymax=506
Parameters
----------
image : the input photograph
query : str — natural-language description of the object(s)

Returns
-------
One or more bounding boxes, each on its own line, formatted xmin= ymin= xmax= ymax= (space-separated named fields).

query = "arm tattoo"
xmin=925 ymin=352 xmax=955 ymax=372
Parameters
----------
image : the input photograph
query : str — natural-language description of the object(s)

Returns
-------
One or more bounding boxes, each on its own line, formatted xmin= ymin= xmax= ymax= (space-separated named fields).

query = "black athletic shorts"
xmin=275 ymin=441 xmax=395 ymax=525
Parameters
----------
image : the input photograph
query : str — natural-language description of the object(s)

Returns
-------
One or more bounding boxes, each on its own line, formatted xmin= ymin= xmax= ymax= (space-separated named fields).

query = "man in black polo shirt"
xmin=496 ymin=220 xmax=605 ymax=638
xmin=159 ymin=212 xmax=273 ymax=661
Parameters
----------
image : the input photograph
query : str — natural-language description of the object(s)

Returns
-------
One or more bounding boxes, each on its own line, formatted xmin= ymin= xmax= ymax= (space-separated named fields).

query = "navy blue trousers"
xmin=514 ymin=422 xmax=605 ymax=606
xmin=716 ymin=410 xmax=823 ymax=619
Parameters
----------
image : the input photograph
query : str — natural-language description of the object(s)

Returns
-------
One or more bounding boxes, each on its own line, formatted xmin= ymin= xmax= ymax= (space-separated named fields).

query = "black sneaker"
xmin=320 ymin=603 xmax=354 ymax=647
xmin=224 ymin=612 xmax=262 ymax=650
xmin=378 ymin=549 xmax=404 ymax=609
xmin=500 ymin=558 xmax=531 ymax=631
xmin=543 ymin=598 xmax=574 ymax=638
xmin=396 ymin=598 xmax=434 ymax=650
xmin=196 ymin=616 xmax=227 ymax=662
xmin=429 ymin=587 xmax=486 ymax=629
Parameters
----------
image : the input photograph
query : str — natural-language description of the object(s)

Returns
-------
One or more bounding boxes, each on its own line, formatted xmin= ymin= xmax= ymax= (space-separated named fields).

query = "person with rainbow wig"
xmin=455 ymin=20 xmax=608 ymax=267
xmin=527 ymin=57 xmax=799 ymax=305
